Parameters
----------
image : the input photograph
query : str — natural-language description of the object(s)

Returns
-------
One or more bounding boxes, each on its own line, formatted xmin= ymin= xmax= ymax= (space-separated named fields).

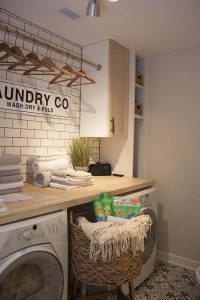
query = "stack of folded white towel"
xmin=50 ymin=169 xmax=94 ymax=190
xmin=0 ymin=153 xmax=24 ymax=194
xmin=29 ymin=152 xmax=69 ymax=187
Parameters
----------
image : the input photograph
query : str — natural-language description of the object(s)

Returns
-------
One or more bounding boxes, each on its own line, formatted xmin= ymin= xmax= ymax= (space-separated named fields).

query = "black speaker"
xmin=88 ymin=163 xmax=111 ymax=176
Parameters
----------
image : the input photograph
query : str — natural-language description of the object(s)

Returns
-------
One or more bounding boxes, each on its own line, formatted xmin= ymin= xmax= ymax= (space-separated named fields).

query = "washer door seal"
xmin=0 ymin=245 xmax=64 ymax=300
xmin=141 ymin=208 xmax=157 ymax=264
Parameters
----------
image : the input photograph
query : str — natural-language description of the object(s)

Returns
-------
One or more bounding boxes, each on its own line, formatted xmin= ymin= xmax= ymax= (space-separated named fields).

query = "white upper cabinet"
xmin=80 ymin=39 xmax=129 ymax=138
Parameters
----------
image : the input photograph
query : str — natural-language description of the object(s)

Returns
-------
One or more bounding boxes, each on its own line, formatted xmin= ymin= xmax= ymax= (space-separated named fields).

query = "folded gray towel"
xmin=0 ymin=174 xmax=23 ymax=184
xmin=0 ymin=154 xmax=21 ymax=166
xmin=0 ymin=187 xmax=22 ymax=195
xmin=0 ymin=169 xmax=21 ymax=176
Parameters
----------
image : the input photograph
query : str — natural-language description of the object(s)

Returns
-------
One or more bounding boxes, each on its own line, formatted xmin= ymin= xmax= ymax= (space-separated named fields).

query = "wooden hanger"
xmin=67 ymin=69 xmax=96 ymax=87
xmin=0 ymin=29 xmax=11 ymax=61
xmin=7 ymin=52 xmax=42 ymax=71
xmin=49 ymin=64 xmax=75 ymax=85
xmin=0 ymin=45 xmax=25 ymax=64
xmin=0 ymin=42 xmax=10 ymax=54
xmin=23 ymin=57 xmax=56 ymax=75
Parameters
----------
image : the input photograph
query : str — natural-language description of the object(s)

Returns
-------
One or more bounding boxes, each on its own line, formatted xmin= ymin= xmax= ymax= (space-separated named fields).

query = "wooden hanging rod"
xmin=0 ymin=22 xmax=102 ymax=71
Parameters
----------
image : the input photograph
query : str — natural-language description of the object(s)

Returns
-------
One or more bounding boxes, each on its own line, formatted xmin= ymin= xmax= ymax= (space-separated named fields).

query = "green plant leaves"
xmin=68 ymin=138 xmax=93 ymax=167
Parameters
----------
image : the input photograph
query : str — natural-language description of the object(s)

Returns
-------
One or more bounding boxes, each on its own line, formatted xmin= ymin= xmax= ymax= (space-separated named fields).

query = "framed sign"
xmin=0 ymin=80 xmax=71 ymax=119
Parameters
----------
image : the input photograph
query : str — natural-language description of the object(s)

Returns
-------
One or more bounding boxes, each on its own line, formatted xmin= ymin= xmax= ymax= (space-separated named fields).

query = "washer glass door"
xmin=141 ymin=208 xmax=157 ymax=263
xmin=0 ymin=250 xmax=64 ymax=300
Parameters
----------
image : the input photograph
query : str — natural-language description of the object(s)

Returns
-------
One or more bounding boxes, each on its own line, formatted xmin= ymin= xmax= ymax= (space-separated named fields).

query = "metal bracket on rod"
xmin=0 ymin=22 xmax=102 ymax=71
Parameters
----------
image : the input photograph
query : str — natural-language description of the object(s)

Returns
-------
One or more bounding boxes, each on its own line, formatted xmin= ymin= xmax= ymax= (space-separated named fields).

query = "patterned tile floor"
xmin=135 ymin=261 xmax=200 ymax=300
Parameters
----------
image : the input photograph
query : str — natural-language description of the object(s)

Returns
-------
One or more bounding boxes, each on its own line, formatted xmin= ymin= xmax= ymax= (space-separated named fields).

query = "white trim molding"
xmin=156 ymin=250 xmax=200 ymax=271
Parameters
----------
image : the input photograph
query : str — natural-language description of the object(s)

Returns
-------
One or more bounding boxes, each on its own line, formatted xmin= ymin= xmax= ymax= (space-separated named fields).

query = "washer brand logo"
xmin=0 ymin=80 xmax=71 ymax=118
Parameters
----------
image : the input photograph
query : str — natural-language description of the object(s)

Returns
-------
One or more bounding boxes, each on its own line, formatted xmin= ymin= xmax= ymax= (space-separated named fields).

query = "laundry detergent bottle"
xmin=92 ymin=197 xmax=105 ymax=222
xmin=101 ymin=192 xmax=114 ymax=220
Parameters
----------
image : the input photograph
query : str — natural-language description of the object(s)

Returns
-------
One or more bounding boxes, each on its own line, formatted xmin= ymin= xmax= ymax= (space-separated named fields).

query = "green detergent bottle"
xmin=92 ymin=197 xmax=105 ymax=222
xmin=101 ymin=192 xmax=114 ymax=220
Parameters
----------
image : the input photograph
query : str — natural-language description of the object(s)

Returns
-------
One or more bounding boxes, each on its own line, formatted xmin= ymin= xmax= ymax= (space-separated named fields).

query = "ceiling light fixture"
xmin=86 ymin=0 xmax=119 ymax=17
xmin=86 ymin=0 xmax=100 ymax=17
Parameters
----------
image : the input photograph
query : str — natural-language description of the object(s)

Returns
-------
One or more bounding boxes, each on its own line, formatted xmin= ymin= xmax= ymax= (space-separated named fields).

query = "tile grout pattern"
xmin=135 ymin=261 xmax=200 ymax=300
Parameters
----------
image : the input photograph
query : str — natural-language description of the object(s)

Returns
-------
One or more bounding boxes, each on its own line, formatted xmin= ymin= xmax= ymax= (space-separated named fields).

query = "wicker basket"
xmin=70 ymin=212 xmax=143 ymax=287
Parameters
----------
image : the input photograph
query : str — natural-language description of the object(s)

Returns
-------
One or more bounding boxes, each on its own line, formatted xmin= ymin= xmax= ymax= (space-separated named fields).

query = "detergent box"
xmin=113 ymin=197 xmax=141 ymax=219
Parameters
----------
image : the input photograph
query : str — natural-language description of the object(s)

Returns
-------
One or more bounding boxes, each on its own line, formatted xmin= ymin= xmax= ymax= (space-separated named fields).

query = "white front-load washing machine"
xmin=0 ymin=210 xmax=68 ymax=300
xmin=133 ymin=187 xmax=157 ymax=287
xmin=119 ymin=187 xmax=158 ymax=290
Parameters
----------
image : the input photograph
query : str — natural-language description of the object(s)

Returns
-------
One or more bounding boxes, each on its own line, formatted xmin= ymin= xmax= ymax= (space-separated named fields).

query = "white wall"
xmin=146 ymin=47 xmax=200 ymax=263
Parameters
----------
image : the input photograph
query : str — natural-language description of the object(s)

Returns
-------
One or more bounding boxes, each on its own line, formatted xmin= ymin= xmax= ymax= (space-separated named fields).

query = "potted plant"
xmin=68 ymin=137 xmax=93 ymax=171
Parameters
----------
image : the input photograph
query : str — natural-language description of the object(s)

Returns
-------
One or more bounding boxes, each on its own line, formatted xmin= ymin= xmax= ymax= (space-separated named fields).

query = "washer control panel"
xmin=0 ymin=211 xmax=67 ymax=260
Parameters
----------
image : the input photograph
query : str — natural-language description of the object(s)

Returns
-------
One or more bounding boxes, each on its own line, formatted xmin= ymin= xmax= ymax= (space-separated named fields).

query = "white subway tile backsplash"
xmin=48 ymin=147 xmax=60 ymax=153
xmin=21 ymin=156 xmax=29 ymax=164
xmin=70 ymin=132 xmax=79 ymax=139
xmin=51 ymin=52 xmax=62 ymax=62
xmin=28 ymin=139 xmax=41 ymax=147
xmin=5 ymin=147 xmax=20 ymax=155
xmin=0 ymin=128 xmax=4 ymax=137
xmin=0 ymin=12 xmax=9 ymax=23
xmin=21 ymin=129 xmax=34 ymax=138
xmin=53 ymin=123 xmax=65 ymax=131
xmin=39 ymin=30 xmax=51 ymax=42
xmin=20 ymin=114 xmax=35 ymax=121
xmin=54 ymin=139 xmax=65 ymax=147
xmin=10 ymin=18 xmax=25 ymax=30
xmin=47 ymin=117 xmax=60 ymax=124
xmin=71 ymin=118 xmax=80 ymax=126
xmin=0 ymin=118 xmax=12 ymax=128
xmin=48 ymin=131 xmax=59 ymax=139
xmin=23 ymin=40 xmax=34 ymax=51
xmin=34 ymin=116 xmax=47 ymax=122
xmin=20 ymin=164 xmax=27 ymax=174
xmin=51 ymin=35 xmax=62 ymax=47
xmin=60 ymin=131 xmax=70 ymax=140
xmin=7 ymin=72 xmax=23 ymax=84
xmin=0 ymin=72 xmax=7 ymax=81
xmin=25 ymin=23 xmax=39 ymax=36
xmin=34 ymin=147 xmax=48 ymax=155
xmin=13 ymin=120 xmax=28 ymax=129
xmin=28 ymin=121 xmax=41 ymax=130
xmin=20 ymin=146 xmax=35 ymax=155
xmin=0 ymin=10 xmax=99 ymax=180
xmin=22 ymin=76 xmax=37 ymax=87
xmin=5 ymin=128 xmax=20 ymax=137
xmin=5 ymin=112 xmax=20 ymax=120
xmin=64 ymin=124 xmax=71 ymax=131
xmin=35 ymin=130 xmax=47 ymax=139
xmin=42 ymin=122 xmax=54 ymax=131
xmin=60 ymin=118 xmax=70 ymax=125
xmin=41 ymin=139 xmax=53 ymax=147
xmin=0 ymin=137 xmax=12 ymax=146
xmin=13 ymin=138 xmax=27 ymax=147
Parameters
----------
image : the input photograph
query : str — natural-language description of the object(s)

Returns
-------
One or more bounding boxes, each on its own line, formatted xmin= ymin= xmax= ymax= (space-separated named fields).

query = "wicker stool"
xmin=70 ymin=212 xmax=143 ymax=300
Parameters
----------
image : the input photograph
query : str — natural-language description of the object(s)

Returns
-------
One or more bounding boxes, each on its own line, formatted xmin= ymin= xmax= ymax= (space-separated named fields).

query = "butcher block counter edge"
xmin=0 ymin=176 xmax=155 ymax=225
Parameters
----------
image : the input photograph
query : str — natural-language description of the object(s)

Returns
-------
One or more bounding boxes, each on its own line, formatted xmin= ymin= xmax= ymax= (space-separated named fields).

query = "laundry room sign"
xmin=0 ymin=80 xmax=71 ymax=118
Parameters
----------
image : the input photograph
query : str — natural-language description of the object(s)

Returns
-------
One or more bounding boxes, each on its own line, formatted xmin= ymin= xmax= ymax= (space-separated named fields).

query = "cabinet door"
xmin=109 ymin=40 xmax=129 ymax=138
xmin=80 ymin=40 xmax=129 ymax=138
xmin=81 ymin=40 xmax=110 ymax=137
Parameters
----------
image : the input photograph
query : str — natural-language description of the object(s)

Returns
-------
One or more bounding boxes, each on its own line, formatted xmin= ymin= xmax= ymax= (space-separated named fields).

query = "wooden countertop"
xmin=0 ymin=176 xmax=155 ymax=225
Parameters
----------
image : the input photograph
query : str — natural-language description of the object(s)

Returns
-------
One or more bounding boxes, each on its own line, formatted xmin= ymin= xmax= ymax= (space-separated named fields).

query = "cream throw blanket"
xmin=78 ymin=215 xmax=152 ymax=262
